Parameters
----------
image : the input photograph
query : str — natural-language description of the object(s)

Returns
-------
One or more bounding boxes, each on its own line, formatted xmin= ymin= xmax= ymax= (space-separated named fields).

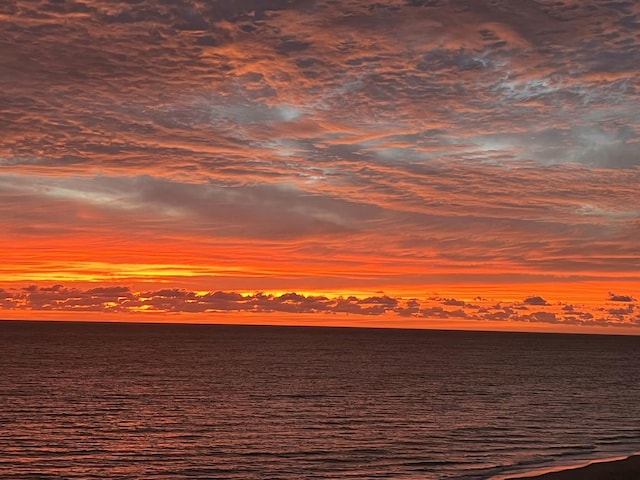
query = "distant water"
xmin=1 ymin=321 xmax=639 ymax=480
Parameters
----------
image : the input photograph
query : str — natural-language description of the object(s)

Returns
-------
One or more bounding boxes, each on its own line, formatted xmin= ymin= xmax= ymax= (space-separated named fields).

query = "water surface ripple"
xmin=1 ymin=321 xmax=639 ymax=479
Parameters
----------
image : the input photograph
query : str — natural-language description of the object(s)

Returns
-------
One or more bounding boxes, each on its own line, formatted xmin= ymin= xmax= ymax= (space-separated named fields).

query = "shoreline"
xmin=497 ymin=454 xmax=640 ymax=480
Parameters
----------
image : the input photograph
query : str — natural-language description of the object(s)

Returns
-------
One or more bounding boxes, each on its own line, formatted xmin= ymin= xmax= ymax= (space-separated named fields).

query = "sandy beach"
xmin=505 ymin=455 xmax=640 ymax=480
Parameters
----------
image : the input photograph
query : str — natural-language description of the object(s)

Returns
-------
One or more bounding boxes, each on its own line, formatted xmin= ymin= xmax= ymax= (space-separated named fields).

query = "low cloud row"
xmin=1 ymin=285 xmax=637 ymax=329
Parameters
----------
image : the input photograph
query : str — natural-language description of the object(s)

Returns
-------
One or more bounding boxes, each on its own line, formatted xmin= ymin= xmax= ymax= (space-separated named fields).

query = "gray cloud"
xmin=2 ymin=0 xmax=639 ymax=171
xmin=523 ymin=296 xmax=549 ymax=306
xmin=2 ymin=285 xmax=638 ymax=329
xmin=608 ymin=292 xmax=635 ymax=302
xmin=0 ymin=173 xmax=380 ymax=239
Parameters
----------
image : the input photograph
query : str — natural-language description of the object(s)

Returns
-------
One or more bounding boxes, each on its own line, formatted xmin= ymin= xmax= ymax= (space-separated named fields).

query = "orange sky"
xmin=1 ymin=0 xmax=639 ymax=333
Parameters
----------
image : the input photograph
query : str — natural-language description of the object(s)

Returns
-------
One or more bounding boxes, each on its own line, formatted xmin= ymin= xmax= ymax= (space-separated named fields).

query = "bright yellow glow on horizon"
xmin=0 ymin=261 xmax=288 ymax=282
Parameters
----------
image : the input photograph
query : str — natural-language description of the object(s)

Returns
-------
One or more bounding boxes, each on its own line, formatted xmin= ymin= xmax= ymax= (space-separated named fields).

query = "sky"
xmin=1 ymin=0 xmax=639 ymax=333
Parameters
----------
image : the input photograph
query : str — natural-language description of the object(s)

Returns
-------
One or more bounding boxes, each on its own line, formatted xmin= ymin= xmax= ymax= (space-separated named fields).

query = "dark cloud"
xmin=527 ymin=312 xmax=558 ymax=324
xmin=608 ymin=304 xmax=634 ymax=315
xmin=441 ymin=298 xmax=466 ymax=306
xmin=523 ymin=296 xmax=549 ymax=306
xmin=0 ymin=286 xmax=402 ymax=317
xmin=2 ymin=285 xmax=640 ymax=329
xmin=608 ymin=292 xmax=635 ymax=302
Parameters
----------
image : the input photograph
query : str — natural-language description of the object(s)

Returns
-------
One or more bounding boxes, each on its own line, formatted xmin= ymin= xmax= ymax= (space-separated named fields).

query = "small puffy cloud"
xmin=358 ymin=295 xmax=398 ymax=307
xmin=441 ymin=298 xmax=466 ymax=306
xmin=417 ymin=306 xmax=467 ymax=319
xmin=396 ymin=298 xmax=421 ymax=317
xmin=608 ymin=292 xmax=635 ymax=302
xmin=608 ymin=304 xmax=634 ymax=315
xmin=528 ymin=311 xmax=559 ymax=324
xmin=523 ymin=296 xmax=549 ymax=306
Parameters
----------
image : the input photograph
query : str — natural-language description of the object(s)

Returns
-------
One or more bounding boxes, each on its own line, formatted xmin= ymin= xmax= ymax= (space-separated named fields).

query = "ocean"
xmin=1 ymin=321 xmax=639 ymax=479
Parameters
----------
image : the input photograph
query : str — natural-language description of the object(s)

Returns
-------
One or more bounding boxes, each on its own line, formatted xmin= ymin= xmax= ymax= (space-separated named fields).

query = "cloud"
xmin=608 ymin=304 xmax=634 ymax=316
xmin=2 ymin=285 xmax=638 ymax=330
xmin=527 ymin=312 xmax=559 ymax=324
xmin=1 ymin=0 xmax=639 ymax=318
xmin=523 ymin=296 xmax=549 ymax=306
xmin=0 ymin=173 xmax=381 ymax=239
xmin=608 ymin=292 xmax=635 ymax=302
xmin=441 ymin=298 xmax=466 ymax=306
xmin=0 ymin=285 xmax=404 ymax=316
xmin=0 ymin=284 xmax=637 ymax=328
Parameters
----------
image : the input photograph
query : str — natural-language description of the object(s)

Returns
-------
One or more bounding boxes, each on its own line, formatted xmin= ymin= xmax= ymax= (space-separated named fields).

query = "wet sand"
xmin=505 ymin=455 xmax=640 ymax=480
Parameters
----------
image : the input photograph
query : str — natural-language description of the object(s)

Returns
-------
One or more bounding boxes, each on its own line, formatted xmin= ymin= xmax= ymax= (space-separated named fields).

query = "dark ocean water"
xmin=1 ymin=321 xmax=639 ymax=480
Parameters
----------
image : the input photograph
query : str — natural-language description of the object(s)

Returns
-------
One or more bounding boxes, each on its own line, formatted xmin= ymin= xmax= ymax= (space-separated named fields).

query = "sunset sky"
xmin=1 ymin=0 xmax=639 ymax=333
